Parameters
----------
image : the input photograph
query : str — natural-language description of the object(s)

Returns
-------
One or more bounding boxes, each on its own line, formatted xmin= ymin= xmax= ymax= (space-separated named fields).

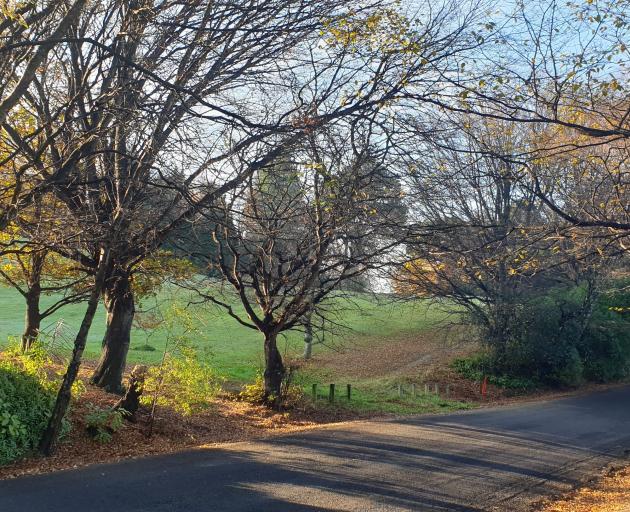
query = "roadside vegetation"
xmin=0 ymin=348 xmax=61 ymax=465
xmin=0 ymin=0 xmax=628 ymax=498
xmin=452 ymin=280 xmax=630 ymax=390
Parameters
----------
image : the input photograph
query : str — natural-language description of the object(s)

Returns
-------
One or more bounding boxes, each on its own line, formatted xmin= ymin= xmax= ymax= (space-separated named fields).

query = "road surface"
xmin=2 ymin=386 xmax=630 ymax=511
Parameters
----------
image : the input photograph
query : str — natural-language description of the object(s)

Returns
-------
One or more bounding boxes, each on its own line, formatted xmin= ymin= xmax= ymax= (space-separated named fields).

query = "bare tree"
xmin=400 ymin=0 xmax=630 ymax=232
xmin=0 ymin=0 xmax=87 ymax=128
xmin=2 ymin=0 xmax=445 ymax=392
xmin=394 ymin=116 xmax=614 ymax=362
xmin=194 ymin=124 xmax=409 ymax=404
xmin=0 ymin=0 xmax=485 ymax=450
xmin=0 ymin=202 xmax=89 ymax=351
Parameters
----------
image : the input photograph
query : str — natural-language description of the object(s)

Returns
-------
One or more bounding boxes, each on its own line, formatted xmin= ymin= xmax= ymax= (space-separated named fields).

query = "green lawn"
xmin=297 ymin=373 xmax=473 ymax=415
xmin=0 ymin=285 xmax=449 ymax=383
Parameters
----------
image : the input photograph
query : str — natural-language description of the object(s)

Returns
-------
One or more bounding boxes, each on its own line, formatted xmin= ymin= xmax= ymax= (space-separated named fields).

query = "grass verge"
xmin=296 ymin=368 xmax=474 ymax=415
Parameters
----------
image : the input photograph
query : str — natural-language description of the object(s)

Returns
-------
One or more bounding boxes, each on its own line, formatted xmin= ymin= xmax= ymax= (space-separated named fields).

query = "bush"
xmin=450 ymin=354 xmax=486 ymax=382
xmin=0 ymin=349 xmax=63 ymax=465
xmin=141 ymin=346 xmax=223 ymax=416
xmin=451 ymin=355 xmax=538 ymax=391
xmin=548 ymin=346 xmax=584 ymax=388
xmin=517 ymin=294 xmax=586 ymax=387
xmin=84 ymin=405 xmax=127 ymax=444
xmin=238 ymin=366 xmax=303 ymax=408
xmin=464 ymin=280 xmax=630 ymax=389
xmin=238 ymin=373 xmax=266 ymax=404
xmin=580 ymin=285 xmax=630 ymax=382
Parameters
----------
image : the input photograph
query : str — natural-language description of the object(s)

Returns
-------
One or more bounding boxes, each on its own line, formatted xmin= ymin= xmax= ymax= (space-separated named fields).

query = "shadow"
xmin=1 ymin=446 xmax=485 ymax=512
xmin=2 ymin=386 xmax=630 ymax=512
xmin=276 ymin=434 xmax=582 ymax=484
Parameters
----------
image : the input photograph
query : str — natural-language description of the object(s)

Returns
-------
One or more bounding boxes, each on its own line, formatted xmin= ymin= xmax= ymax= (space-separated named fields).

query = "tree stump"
xmin=114 ymin=365 xmax=147 ymax=422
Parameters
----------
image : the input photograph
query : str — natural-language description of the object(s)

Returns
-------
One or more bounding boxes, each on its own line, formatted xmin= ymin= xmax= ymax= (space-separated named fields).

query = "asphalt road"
xmin=2 ymin=386 xmax=630 ymax=512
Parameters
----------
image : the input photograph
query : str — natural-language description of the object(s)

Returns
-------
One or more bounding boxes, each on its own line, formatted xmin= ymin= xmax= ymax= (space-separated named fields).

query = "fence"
xmin=309 ymin=382 xmax=454 ymax=403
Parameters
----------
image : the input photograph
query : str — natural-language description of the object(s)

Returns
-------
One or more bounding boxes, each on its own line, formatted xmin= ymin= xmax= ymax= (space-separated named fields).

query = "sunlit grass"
xmin=0 ymin=285 xmax=450 ymax=383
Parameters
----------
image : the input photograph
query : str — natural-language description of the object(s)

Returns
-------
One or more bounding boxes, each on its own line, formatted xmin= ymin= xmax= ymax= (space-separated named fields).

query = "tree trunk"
xmin=114 ymin=365 xmax=147 ymax=422
xmin=21 ymin=288 xmax=41 ymax=352
xmin=302 ymin=310 xmax=313 ymax=360
xmin=91 ymin=267 xmax=135 ymax=394
xmin=263 ymin=331 xmax=285 ymax=406
xmin=39 ymin=249 xmax=110 ymax=456
xmin=21 ymin=250 xmax=45 ymax=351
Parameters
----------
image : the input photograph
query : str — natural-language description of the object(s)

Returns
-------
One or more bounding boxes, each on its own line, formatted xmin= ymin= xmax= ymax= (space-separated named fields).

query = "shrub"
xmin=451 ymin=356 xmax=538 ymax=391
xmin=0 ymin=343 xmax=77 ymax=465
xmin=0 ymin=356 xmax=57 ymax=465
xmin=141 ymin=346 xmax=223 ymax=416
xmin=465 ymin=280 xmax=630 ymax=389
xmin=84 ymin=405 xmax=127 ymax=444
xmin=238 ymin=373 xmax=266 ymax=404
xmin=548 ymin=346 xmax=584 ymax=388
xmin=580 ymin=284 xmax=630 ymax=382
xmin=501 ymin=287 xmax=587 ymax=386
xmin=238 ymin=366 xmax=303 ymax=408
xmin=450 ymin=355 xmax=486 ymax=382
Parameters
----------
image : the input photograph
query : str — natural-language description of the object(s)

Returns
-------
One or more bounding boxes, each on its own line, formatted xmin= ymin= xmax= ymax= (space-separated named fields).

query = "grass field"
xmin=0 ymin=284 xmax=453 ymax=387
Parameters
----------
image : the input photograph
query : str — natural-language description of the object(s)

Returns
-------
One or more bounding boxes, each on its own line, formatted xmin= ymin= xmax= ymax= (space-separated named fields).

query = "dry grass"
xmin=539 ymin=465 xmax=630 ymax=512
xmin=306 ymin=329 xmax=628 ymax=406
xmin=309 ymin=328 xmax=476 ymax=381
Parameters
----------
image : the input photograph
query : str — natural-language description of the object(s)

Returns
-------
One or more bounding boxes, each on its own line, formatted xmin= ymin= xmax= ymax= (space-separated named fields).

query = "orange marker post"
xmin=481 ymin=376 xmax=488 ymax=399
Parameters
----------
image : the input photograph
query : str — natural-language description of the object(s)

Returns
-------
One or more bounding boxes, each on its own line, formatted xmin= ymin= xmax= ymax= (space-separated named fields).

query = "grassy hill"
xmin=0 ymin=285 xmax=449 ymax=382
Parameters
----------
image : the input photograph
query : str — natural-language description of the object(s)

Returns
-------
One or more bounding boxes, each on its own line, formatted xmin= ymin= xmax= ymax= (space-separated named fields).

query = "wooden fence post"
xmin=312 ymin=383 xmax=317 ymax=400
xmin=346 ymin=384 xmax=352 ymax=400
xmin=329 ymin=383 xmax=335 ymax=403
